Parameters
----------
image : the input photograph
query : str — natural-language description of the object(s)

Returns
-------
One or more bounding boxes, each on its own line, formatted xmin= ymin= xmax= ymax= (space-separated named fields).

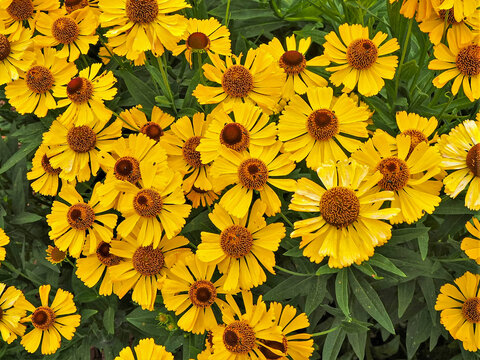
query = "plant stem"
xmin=437 ymin=94 xmax=454 ymax=121
xmin=279 ymin=212 xmax=294 ymax=228
xmin=393 ymin=18 xmax=413 ymax=111
xmin=99 ymin=38 xmax=127 ymax=71
xmin=310 ymin=326 xmax=339 ymax=337
xmin=111 ymin=109 xmax=137 ymax=130
xmin=196 ymin=52 xmax=205 ymax=84
xmin=269 ymin=0 xmax=283 ymax=18
xmin=157 ymin=55 xmax=177 ymax=116
xmin=274 ymin=265 xmax=312 ymax=277
xmin=225 ymin=0 xmax=232 ymax=25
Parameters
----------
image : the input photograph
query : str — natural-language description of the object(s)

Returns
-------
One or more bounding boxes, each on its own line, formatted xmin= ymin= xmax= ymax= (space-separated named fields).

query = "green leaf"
xmin=126 ymin=308 xmax=160 ymax=335
xmin=322 ymin=327 xmax=346 ymax=360
xmin=10 ymin=212 xmax=42 ymax=224
xmin=263 ymin=276 xmax=312 ymax=301
xmin=368 ymin=253 xmax=406 ymax=277
xmin=305 ymin=276 xmax=327 ymax=315
xmin=103 ymin=307 xmax=115 ymax=335
xmin=316 ymin=264 xmax=340 ymax=275
xmin=418 ymin=277 xmax=437 ymax=324
xmin=434 ymin=197 xmax=476 ymax=214
xmin=116 ymin=70 xmax=156 ymax=112
xmin=406 ymin=308 xmax=431 ymax=359
xmin=0 ymin=139 xmax=40 ymax=175
xmin=80 ymin=309 xmax=98 ymax=324
xmin=335 ymin=269 xmax=350 ymax=318
xmin=417 ymin=231 xmax=429 ymax=260
xmin=389 ymin=227 xmax=430 ymax=245
xmin=398 ymin=280 xmax=416 ymax=318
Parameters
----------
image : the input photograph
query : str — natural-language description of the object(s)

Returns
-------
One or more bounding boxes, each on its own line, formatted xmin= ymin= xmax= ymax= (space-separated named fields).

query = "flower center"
xmin=377 ymin=157 xmax=410 ymax=191
xmin=0 ymin=35 xmax=11 ymax=61
xmin=439 ymin=9 xmax=459 ymax=24
xmin=67 ymin=77 xmax=94 ymax=104
xmin=67 ymin=203 xmax=95 ymax=230
xmin=25 ymin=66 xmax=55 ymax=94
xmin=188 ymin=280 xmax=217 ymax=308
xmin=466 ymin=143 xmax=480 ymax=177
xmin=182 ymin=136 xmax=203 ymax=168
xmin=237 ymin=158 xmax=268 ymax=190
xmin=67 ymin=126 xmax=97 ymax=153
xmin=462 ymin=297 xmax=480 ymax=323
xmin=114 ymin=156 xmax=141 ymax=183
xmin=258 ymin=336 xmax=288 ymax=360
xmin=319 ymin=187 xmax=360 ymax=228
xmin=96 ymin=241 xmax=121 ymax=267
xmin=306 ymin=109 xmax=339 ymax=141
xmin=6 ymin=0 xmax=34 ymax=21
xmin=223 ymin=321 xmax=256 ymax=354
xmin=220 ymin=225 xmax=253 ymax=258
xmin=220 ymin=123 xmax=250 ymax=151
xmin=41 ymin=154 xmax=61 ymax=174
xmin=65 ymin=0 xmax=88 ymax=13
xmin=140 ymin=122 xmax=164 ymax=141
xmin=31 ymin=306 xmax=56 ymax=330
xmin=49 ymin=246 xmax=66 ymax=262
xmin=402 ymin=129 xmax=428 ymax=153
xmin=132 ymin=246 xmax=165 ymax=276
xmin=191 ymin=185 xmax=208 ymax=194
xmin=222 ymin=65 xmax=254 ymax=98
xmin=456 ymin=45 xmax=480 ymax=77
xmin=279 ymin=50 xmax=306 ymax=74
xmin=346 ymin=39 xmax=378 ymax=70
xmin=187 ymin=32 xmax=210 ymax=50
xmin=125 ymin=0 xmax=159 ymax=24
xmin=133 ymin=189 xmax=163 ymax=217
xmin=52 ymin=17 xmax=79 ymax=44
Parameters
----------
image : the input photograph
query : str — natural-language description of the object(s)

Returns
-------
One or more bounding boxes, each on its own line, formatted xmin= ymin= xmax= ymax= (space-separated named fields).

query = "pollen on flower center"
xmin=188 ymin=280 xmax=217 ymax=308
xmin=52 ymin=17 xmax=79 ymax=44
xmin=183 ymin=136 xmax=203 ymax=168
xmin=114 ymin=156 xmax=141 ymax=183
xmin=462 ymin=297 xmax=480 ymax=323
xmin=140 ymin=122 xmax=164 ymax=141
xmin=221 ymin=65 xmax=254 ymax=98
xmin=220 ymin=225 xmax=253 ymax=258
xmin=456 ymin=45 xmax=480 ymax=77
xmin=220 ymin=123 xmax=250 ymax=151
xmin=65 ymin=0 xmax=88 ymax=13
xmin=132 ymin=245 xmax=165 ymax=276
xmin=346 ymin=39 xmax=378 ymax=70
xmin=67 ymin=126 xmax=97 ymax=153
xmin=279 ymin=50 xmax=306 ymax=74
xmin=258 ymin=337 xmax=288 ymax=360
xmin=96 ymin=241 xmax=121 ymax=266
xmin=306 ymin=109 xmax=339 ymax=141
xmin=187 ymin=32 xmax=210 ymax=50
xmin=320 ymin=187 xmax=360 ymax=228
xmin=402 ymin=129 xmax=428 ymax=152
xmin=0 ymin=35 xmax=11 ymax=61
xmin=125 ymin=0 xmax=159 ymax=24
xmin=377 ymin=157 xmax=410 ymax=191
xmin=41 ymin=154 xmax=61 ymax=174
xmin=67 ymin=203 xmax=95 ymax=230
xmin=67 ymin=77 xmax=94 ymax=104
xmin=25 ymin=66 xmax=55 ymax=94
xmin=31 ymin=306 xmax=56 ymax=330
xmin=466 ymin=143 xmax=480 ymax=177
xmin=223 ymin=321 xmax=256 ymax=354
xmin=6 ymin=0 xmax=34 ymax=21
xmin=49 ymin=246 xmax=66 ymax=262
xmin=133 ymin=189 xmax=163 ymax=217
xmin=238 ymin=158 xmax=269 ymax=190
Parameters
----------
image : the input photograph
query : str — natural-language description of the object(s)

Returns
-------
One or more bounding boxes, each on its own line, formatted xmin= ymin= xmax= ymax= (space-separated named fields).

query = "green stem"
xmin=196 ymin=52 xmax=205 ymax=84
xmin=310 ymin=326 xmax=339 ymax=337
xmin=99 ymin=38 xmax=127 ymax=71
xmin=279 ymin=212 xmax=294 ymax=228
xmin=437 ymin=94 xmax=455 ymax=121
xmin=393 ymin=18 xmax=413 ymax=111
xmin=269 ymin=0 xmax=283 ymax=18
xmin=111 ymin=109 xmax=137 ymax=130
xmin=274 ymin=265 xmax=312 ymax=277
xmin=3 ymin=262 xmax=42 ymax=287
xmin=157 ymin=55 xmax=177 ymax=116
xmin=225 ymin=0 xmax=232 ymax=25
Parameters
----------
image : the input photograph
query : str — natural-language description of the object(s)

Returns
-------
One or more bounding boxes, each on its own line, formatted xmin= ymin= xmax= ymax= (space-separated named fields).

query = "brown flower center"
xmin=346 ymin=39 xmax=378 ymax=70
xmin=96 ymin=241 xmax=121 ymax=266
xmin=25 ymin=66 xmax=55 ymax=94
xmin=279 ymin=50 xmax=306 ymax=74
xmin=319 ymin=187 xmax=360 ymax=228
xmin=258 ymin=336 xmax=288 ymax=359
xmin=183 ymin=136 xmax=203 ymax=168
xmin=140 ymin=122 xmax=164 ymax=141
xmin=133 ymin=189 xmax=163 ymax=217
xmin=132 ymin=246 xmax=165 ymax=276
xmin=439 ymin=9 xmax=460 ymax=24
xmin=6 ymin=0 xmax=34 ymax=21
xmin=466 ymin=143 xmax=480 ymax=177
xmin=125 ymin=0 xmax=158 ymax=24
xmin=402 ymin=129 xmax=428 ymax=153
xmin=238 ymin=158 xmax=268 ymax=190
xmin=377 ymin=157 xmax=410 ymax=191
xmin=41 ymin=154 xmax=61 ymax=174
xmin=114 ymin=156 xmax=141 ymax=183
xmin=188 ymin=280 xmax=217 ymax=308
xmin=0 ymin=35 xmax=11 ymax=61
xmin=67 ymin=126 xmax=97 ymax=153
xmin=65 ymin=0 xmax=89 ymax=13
xmin=223 ymin=321 xmax=256 ymax=354
xmin=307 ymin=109 xmax=339 ymax=141
xmin=52 ymin=17 xmax=79 ymax=44
xmin=187 ymin=32 xmax=210 ymax=50
xmin=67 ymin=203 xmax=95 ymax=230
xmin=462 ymin=297 xmax=480 ymax=323
xmin=67 ymin=77 xmax=94 ymax=104
xmin=222 ymin=65 xmax=254 ymax=98
xmin=31 ymin=306 xmax=56 ymax=330
xmin=49 ymin=246 xmax=66 ymax=262
xmin=220 ymin=225 xmax=253 ymax=258
xmin=456 ymin=45 xmax=480 ymax=77
xmin=220 ymin=123 xmax=250 ymax=151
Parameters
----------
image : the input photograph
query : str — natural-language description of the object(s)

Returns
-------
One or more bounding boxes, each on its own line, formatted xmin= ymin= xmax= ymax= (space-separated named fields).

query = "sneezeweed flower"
xmin=5 ymin=47 xmax=77 ymax=118
xmin=0 ymin=27 xmax=34 ymax=86
xmin=278 ymin=86 xmax=370 ymax=171
xmin=98 ymin=0 xmax=189 ymax=61
xmin=115 ymin=338 xmax=173 ymax=360
xmin=197 ymin=102 xmax=277 ymax=164
xmin=45 ymin=245 xmax=66 ymax=264
xmin=395 ymin=111 xmax=438 ymax=147
xmin=461 ymin=217 xmax=480 ymax=264
xmin=46 ymin=184 xmax=117 ymax=258
xmin=26 ymin=144 xmax=62 ymax=197
xmin=435 ymin=0 xmax=479 ymax=22
xmin=172 ymin=17 xmax=231 ymax=67
xmin=0 ymin=283 xmax=26 ymax=343
xmin=197 ymin=201 xmax=285 ymax=292
xmin=435 ymin=271 xmax=480 ymax=352
xmin=389 ymin=0 xmax=436 ymax=20
xmin=210 ymin=141 xmax=296 ymax=218
xmin=0 ymin=228 xmax=10 ymax=262
xmin=109 ymin=231 xmax=191 ymax=310
xmin=63 ymin=0 xmax=100 ymax=25
xmin=323 ymin=23 xmax=400 ymax=96
xmin=289 ymin=160 xmax=400 ymax=268
xmin=186 ymin=186 xmax=220 ymax=209
xmin=429 ymin=27 xmax=480 ymax=101
xmin=20 ymin=285 xmax=81 ymax=355
xmin=193 ymin=49 xmax=286 ymax=115
xmin=261 ymin=34 xmax=329 ymax=100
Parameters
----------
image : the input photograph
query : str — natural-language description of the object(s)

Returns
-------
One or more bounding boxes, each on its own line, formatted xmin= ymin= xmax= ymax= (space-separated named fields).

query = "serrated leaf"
xmin=336 ymin=269 xmax=350 ymax=318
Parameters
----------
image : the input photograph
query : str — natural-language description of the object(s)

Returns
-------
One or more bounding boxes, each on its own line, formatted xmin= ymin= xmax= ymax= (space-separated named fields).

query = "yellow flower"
xmin=27 ymin=144 xmax=62 ymax=197
xmin=63 ymin=0 xmax=100 ymax=27
xmin=461 ymin=217 xmax=480 ymax=264
xmin=210 ymin=141 xmax=296 ymax=218
xmin=260 ymin=34 xmax=329 ymax=100
xmin=186 ymin=186 xmax=220 ymax=209
xmin=435 ymin=271 xmax=480 ymax=352
xmin=279 ymin=86 xmax=370 ymax=171
xmin=98 ymin=0 xmax=189 ymax=61
xmin=172 ymin=17 xmax=231 ymax=67
xmin=46 ymin=184 xmax=117 ymax=258
xmin=115 ymin=338 xmax=174 ymax=360
xmin=396 ymin=111 xmax=438 ymax=146
xmin=193 ymin=49 xmax=286 ymax=115
xmin=45 ymin=245 xmax=67 ymax=264
xmin=0 ymin=27 xmax=34 ymax=85
xmin=435 ymin=0 xmax=479 ymax=22
xmin=109 ymin=231 xmax=191 ymax=310
xmin=197 ymin=200 xmax=284 ymax=292
xmin=0 ymin=283 xmax=26 ymax=344
xmin=389 ymin=0 xmax=436 ymax=20
xmin=5 ymin=47 xmax=77 ymax=118
xmin=323 ymin=23 xmax=399 ymax=96
xmin=56 ymin=63 xmax=117 ymax=126
xmin=0 ymin=228 xmax=10 ymax=262
xmin=289 ymin=159 xmax=399 ymax=268
xmin=20 ymin=285 xmax=81 ymax=355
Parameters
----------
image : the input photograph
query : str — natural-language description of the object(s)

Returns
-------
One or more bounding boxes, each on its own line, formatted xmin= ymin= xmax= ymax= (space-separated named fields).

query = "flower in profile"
xmin=172 ymin=17 xmax=231 ymax=67
xmin=261 ymin=34 xmax=329 ymax=100
xmin=323 ymin=23 xmax=399 ymax=96
xmin=63 ymin=0 xmax=100 ymax=25
xmin=5 ymin=47 xmax=77 ymax=118
xmin=0 ymin=228 xmax=10 ymax=262
xmin=289 ymin=159 xmax=399 ymax=268
xmin=115 ymin=338 xmax=173 ymax=360
xmin=0 ymin=283 xmax=26 ymax=343
xmin=26 ymin=144 xmax=62 ymax=197
xmin=20 ymin=285 xmax=81 ymax=355
xmin=186 ymin=186 xmax=220 ymax=209
xmin=46 ymin=184 xmax=117 ymax=258
xmin=435 ymin=271 xmax=480 ymax=352
xmin=395 ymin=111 xmax=438 ymax=147
xmin=197 ymin=200 xmax=284 ymax=292
xmin=435 ymin=0 xmax=479 ymax=23
xmin=461 ymin=217 xmax=480 ymax=264
xmin=389 ymin=0 xmax=436 ymax=20
xmin=0 ymin=27 xmax=34 ymax=86
xmin=45 ymin=245 xmax=66 ymax=264
xmin=193 ymin=49 xmax=286 ymax=114
xmin=279 ymin=86 xmax=370 ymax=171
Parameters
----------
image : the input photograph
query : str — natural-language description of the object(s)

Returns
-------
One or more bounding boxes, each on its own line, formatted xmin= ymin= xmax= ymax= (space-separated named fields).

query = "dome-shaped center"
xmin=96 ymin=241 xmax=122 ymax=266
xmin=402 ymin=129 xmax=428 ymax=153
xmin=188 ymin=280 xmax=217 ymax=308
xmin=346 ymin=39 xmax=378 ymax=70
xmin=462 ymin=297 xmax=480 ymax=323
xmin=223 ymin=320 xmax=256 ymax=354
xmin=279 ymin=50 xmax=306 ymax=74
xmin=25 ymin=66 xmax=55 ymax=94
xmin=133 ymin=188 xmax=163 ymax=217
xmin=32 ymin=306 xmax=56 ymax=330
xmin=65 ymin=0 xmax=88 ymax=13
xmin=52 ymin=17 xmax=79 ymax=44
xmin=306 ymin=109 xmax=339 ymax=141
xmin=7 ymin=0 xmax=34 ymax=21
xmin=41 ymin=154 xmax=61 ymax=175
xmin=114 ymin=156 xmax=141 ymax=183
xmin=220 ymin=225 xmax=253 ymax=258
xmin=319 ymin=186 xmax=360 ymax=228
xmin=67 ymin=203 xmax=95 ymax=230
xmin=132 ymin=245 xmax=165 ymax=276
xmin=67 ymin=77 xmax=94 ymax=104
xmin=67 ymin=125 xmax=97 ymax=153
xmin=182 ymin=136 xmax=203 ymax=168
xmin=125 ymin=0 xmax=159 ymax=24
xmin=237 ymin=158 xmax=268 ymax=190
xmin=456 ymin=45 xmax=480 ymax=77
xmin=0 ymin=35 xmax=11 ymax=61
xmin=466 ymin=143 xmax=480 ymax=177
xmin=140 ymin=122 xmax=164 ymax=141
xmin=220 ymin=122 xmax=250 ymax=151
xmin=187 ymin=32 xmax=210 ymax=50
xmin=221 ymin=65 xmax=254 ymax=98
xmin=377 ymin=157 xmax=410 ymax=191
xmin=49 ymin=246 xmax=66 ymax=262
